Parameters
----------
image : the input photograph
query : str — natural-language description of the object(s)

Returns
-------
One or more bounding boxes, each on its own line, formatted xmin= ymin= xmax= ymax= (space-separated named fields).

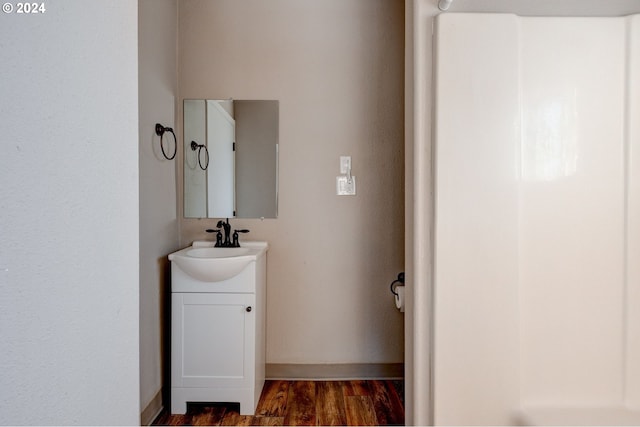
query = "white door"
xmin=207 ymin=100 xmax=236 ymax=218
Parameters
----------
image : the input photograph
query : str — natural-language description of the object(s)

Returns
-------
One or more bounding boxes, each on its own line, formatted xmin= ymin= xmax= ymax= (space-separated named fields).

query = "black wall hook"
xmin=190 ymin=140 xmax=209 ymax=170
xmin=390 ymin=272 xmax=405 ymax=297
xmin=155 ymin=123 xmax=177 ymax=160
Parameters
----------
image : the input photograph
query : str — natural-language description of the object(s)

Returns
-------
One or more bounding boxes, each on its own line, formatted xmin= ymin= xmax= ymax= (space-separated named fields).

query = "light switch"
xmin=336 ymin=175 xmax=356 ymax=195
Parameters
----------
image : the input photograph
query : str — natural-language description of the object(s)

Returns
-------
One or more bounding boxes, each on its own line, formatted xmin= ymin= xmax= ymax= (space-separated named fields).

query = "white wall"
xmin=407 ymin=1 xmax=640 ymax=425
xmin=0 ymin=1 xmax=140 ymax=425
xmin=138 ymin=0 xmax=179 ymax=421
xmin=178 ymin=0 xmax=405 ymax=368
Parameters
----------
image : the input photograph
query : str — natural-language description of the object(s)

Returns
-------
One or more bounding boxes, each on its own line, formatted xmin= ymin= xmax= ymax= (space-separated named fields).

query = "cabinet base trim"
xmin=266 ymin=363 xmax=403 ymax=380
xmin=171 ymin=384 xmax=262 ymax=416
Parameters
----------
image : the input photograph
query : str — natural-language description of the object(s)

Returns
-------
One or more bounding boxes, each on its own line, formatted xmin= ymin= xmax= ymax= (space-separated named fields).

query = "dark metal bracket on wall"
xmin=389 ymin=272 xmax=405 ymax=297
xmin=155 ymin=123 xmax=177 ymax=160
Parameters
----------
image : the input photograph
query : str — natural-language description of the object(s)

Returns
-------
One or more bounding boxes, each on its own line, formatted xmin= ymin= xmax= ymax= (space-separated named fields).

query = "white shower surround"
xmin=433 ymin=13 xmax=640 ymax=425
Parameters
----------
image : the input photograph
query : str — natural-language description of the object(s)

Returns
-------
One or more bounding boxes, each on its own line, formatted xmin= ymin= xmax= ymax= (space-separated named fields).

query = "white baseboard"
xmin=266 ymin=363 xmax=404 ymax=380
xmin=140 ymin=389 xmax=163 ymax=426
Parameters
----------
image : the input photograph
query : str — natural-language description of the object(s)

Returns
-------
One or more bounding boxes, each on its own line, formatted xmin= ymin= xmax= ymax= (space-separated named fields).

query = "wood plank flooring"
xmin=152 ymin=380 xmax=404 ymax=426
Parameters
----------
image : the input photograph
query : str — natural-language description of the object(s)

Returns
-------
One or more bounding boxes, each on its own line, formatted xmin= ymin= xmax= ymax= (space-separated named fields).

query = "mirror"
xmin=183 ymin=99 xmax=279 ymax=219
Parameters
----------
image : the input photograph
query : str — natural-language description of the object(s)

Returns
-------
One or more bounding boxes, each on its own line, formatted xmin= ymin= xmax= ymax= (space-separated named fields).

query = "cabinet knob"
xmin=246 ymin=306 xmax=252 ymax=312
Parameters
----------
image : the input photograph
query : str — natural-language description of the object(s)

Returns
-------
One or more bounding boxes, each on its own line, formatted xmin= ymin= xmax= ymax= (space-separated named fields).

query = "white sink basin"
xmin=186 ymin=247 xmax=251 ymax=258
xmin=168 ymin=241 xmax=268 ymax=283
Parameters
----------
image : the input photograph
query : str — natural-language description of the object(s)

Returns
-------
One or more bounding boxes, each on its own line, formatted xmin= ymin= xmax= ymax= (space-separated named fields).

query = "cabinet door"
xmin=172 ymin=293 xmax=255 ymax=389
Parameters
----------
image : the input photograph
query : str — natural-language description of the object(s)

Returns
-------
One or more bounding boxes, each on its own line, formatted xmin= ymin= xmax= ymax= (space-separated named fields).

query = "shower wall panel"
xmin=519 ymin=18 xmax=626 ymax=406
xmin=433 ymin=14 xmax=521 ymax=426
xmin=626 ymin=14 xmax=640 ymax=409
xmin=434 ymin=13 xmax=639 ymax=425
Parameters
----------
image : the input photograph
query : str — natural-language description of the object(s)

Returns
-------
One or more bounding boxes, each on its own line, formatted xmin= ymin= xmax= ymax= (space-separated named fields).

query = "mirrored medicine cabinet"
xmin=183 ymin=99 xmax=279 ymax=219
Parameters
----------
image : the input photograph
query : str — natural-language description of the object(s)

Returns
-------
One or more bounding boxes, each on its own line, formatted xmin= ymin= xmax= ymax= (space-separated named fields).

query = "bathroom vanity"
xmin=168 ymin=241 xmax=268 ymax=415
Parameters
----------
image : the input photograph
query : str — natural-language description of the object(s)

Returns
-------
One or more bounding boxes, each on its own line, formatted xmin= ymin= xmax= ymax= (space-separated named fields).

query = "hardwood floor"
xmin=152 ymin=380 xmax=404 ymax=426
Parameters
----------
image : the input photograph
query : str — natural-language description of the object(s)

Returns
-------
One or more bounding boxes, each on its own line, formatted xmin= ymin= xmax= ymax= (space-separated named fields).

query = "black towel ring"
xmin=190 ymin=140 xmax=209 ymax=170
xmin=155 ymin=123 xmax=177 ymax=160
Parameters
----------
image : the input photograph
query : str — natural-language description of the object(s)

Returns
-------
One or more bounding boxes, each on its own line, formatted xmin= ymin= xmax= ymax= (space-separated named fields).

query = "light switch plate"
xmin=336 ymin=175 xmax=356 ymax=195
xmin=340 ymin=156 xmax=351 ymax=174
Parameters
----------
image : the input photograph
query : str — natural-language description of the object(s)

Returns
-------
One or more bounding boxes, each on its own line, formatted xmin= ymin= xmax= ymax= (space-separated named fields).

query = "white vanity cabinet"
xmin=169 ymin=241 xmax=267 ymax=415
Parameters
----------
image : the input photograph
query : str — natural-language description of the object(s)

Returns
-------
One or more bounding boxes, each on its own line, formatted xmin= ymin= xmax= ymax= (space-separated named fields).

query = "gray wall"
xmin=178 ymin=0 xmax=406 ymax=367
xmin=138 ymin=0 xmax=179 ymax=421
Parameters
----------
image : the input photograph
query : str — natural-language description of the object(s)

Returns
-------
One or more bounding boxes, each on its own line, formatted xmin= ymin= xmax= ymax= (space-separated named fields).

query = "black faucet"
xmin=207 ymin=218 xmax=249 ymax=247
xmin=216 ymin=218 xmax=232 ymax=246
